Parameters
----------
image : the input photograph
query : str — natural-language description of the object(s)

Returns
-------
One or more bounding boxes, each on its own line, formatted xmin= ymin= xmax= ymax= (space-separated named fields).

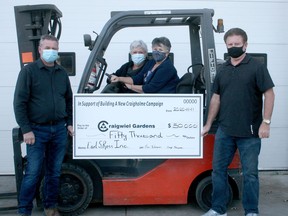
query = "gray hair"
xmin=130 ymin=40 xmax=148 ymax=54
xmin=152 ymin=37 xmax=171 ymax=51
xmin=39 ymin=34 xmax=59 ymax=47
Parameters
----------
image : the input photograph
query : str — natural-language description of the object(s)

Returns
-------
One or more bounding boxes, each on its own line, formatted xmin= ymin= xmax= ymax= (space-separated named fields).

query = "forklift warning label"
xmin=73 ymin=94 xmax=203 ymax=159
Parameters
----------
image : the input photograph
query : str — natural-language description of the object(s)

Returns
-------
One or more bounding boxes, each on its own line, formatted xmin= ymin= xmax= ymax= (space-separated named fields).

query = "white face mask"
xmin=42 ymin=49 xmax=58 ymax=63
xmin=131 ymin=53 xmax=145 ymax=65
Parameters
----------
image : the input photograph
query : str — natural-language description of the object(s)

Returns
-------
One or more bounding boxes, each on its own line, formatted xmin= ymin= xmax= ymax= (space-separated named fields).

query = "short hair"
xmin=152 ymin=37 xmax=171 ymax=51
xmin=39 ymin=34 xmax=59 ymax=46
xmin=224 ymin=28 xmax=248 ymax=43
xmin=130 ymin=40 xmax=148 ymax=55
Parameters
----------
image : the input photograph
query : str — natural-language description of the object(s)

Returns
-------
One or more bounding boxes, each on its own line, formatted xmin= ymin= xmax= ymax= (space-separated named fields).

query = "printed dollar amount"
xmin=168 ymin=123 xmax=198 ymax=129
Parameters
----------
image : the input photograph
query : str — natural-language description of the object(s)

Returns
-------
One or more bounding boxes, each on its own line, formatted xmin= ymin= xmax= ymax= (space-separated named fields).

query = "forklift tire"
xmin=195 ymin=176 xmax=233 ymax=211
xmin=57 ymin=163 xmax=93 ymax=216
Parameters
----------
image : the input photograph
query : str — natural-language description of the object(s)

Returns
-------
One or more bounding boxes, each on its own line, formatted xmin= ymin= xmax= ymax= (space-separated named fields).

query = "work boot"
xmin=202 ymin=209 xmax=227 ymax=216
xmin=44 ymin=208 xmax=61 ymax=216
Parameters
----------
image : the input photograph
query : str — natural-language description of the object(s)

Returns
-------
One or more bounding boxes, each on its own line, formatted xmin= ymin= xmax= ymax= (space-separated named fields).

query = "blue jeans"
xmin=18 ymin=121 xmax=67 ymax=215
xmin=211 ymin=127 xmax=261 ymax=215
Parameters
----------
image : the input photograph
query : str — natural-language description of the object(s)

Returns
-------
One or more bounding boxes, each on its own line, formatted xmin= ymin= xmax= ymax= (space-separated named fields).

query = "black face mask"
xmin=227 ymin=46 xmax=245 ymax=58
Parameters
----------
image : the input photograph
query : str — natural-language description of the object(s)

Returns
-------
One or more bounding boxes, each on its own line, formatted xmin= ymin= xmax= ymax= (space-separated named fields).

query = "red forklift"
xmin=10 ymin=4 xmax=242 ymax=216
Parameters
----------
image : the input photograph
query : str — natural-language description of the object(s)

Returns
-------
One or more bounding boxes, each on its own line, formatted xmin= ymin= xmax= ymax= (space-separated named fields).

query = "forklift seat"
xmin=176 ymin=72 xmax=195 ymax=93
xmin=176 ymin=63 xmax=205 ymax=94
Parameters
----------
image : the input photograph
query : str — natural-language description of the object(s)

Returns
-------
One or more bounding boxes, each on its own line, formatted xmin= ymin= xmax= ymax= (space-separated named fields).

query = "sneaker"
xmin=44 ymin=208 xmax=61 ymax=216
xmin=19 ymin=214 xmax=30 ymax=216
xmin=202 ymin=209 xmax=227 ymax=216
xmin=246 ymin=214 xmax=258 ymax=216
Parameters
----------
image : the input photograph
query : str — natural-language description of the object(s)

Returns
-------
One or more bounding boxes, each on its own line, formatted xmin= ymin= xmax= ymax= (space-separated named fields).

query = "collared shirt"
xmin=13 ymin=59 xmax=73 ymax=134
xmin=213 ymin=54 xmax=274 ymax=137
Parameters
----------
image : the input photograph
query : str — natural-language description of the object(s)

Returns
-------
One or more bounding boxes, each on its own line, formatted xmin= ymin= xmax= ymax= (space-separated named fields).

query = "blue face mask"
xmin=152 ymin=50 xmax=166 ymax=62
xmin=42 ymin=49 xmax=58 ymax=63
xmin=131 ymin=53 xmax=145 ymax=65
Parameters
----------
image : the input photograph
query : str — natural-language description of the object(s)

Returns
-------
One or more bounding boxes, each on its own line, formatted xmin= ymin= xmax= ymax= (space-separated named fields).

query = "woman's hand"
xmin=110 ymin=75 xmax=119 ymax=83
xmin=125 ymin=83 xmax=132 ymax=90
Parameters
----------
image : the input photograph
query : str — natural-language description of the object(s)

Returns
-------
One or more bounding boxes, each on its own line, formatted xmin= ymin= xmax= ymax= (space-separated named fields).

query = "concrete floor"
xmin=0 ymin=171 xmax=287 ymax=216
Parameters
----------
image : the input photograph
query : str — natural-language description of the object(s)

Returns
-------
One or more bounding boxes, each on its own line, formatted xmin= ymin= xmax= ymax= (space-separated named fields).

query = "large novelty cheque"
xmin=73 ymin=94 xmax=203 ymax=159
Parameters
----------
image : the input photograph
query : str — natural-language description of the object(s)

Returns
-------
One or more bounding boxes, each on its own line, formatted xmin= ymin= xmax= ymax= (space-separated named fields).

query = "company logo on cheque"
xmin=98 ymin=121 xmax=109 ymax=132
xmin=98 ymin=120 xmax=155 ymax=132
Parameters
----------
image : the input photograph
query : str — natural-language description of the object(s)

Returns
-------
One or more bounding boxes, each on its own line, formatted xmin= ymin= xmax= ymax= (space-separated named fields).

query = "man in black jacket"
xmin=14 ymin=34 xmax=73 ymax=216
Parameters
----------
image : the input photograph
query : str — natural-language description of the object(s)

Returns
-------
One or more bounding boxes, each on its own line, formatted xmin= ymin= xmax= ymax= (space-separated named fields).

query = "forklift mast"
xmin=0 ymin=6 xmax=62 ymax=210
xmin=14 ymin=4 xmax=62 ymax=69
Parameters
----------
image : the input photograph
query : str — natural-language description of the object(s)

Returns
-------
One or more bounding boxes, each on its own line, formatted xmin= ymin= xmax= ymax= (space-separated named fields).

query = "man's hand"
xmin=258 ymin=123 xmax=270 ymax=138
xmin=201 ymin=125 xmax=211 ymax=137
xmin=23 ymin=131 xmax=35 ymax=145
xmin=67 ymin=125 xmax=74 ymax=136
